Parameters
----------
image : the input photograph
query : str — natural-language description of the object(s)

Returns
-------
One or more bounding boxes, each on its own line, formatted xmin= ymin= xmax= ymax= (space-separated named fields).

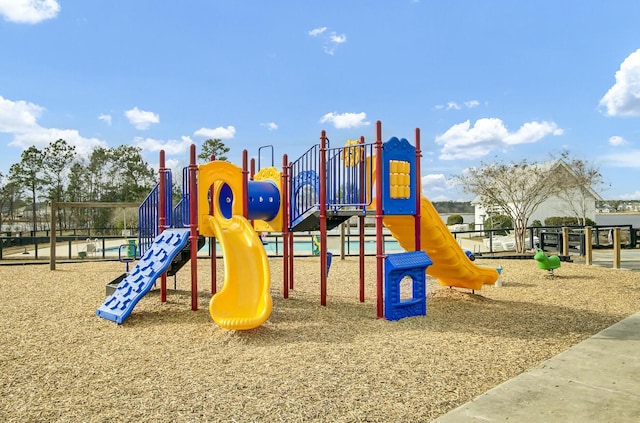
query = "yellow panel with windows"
xmin=389 ymin=159 xmax=410 ymax=199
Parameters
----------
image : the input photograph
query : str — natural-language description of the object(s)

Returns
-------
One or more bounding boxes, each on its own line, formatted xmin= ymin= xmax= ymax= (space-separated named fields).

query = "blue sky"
xmin=1 ymin=1 xmax=640 ymax=201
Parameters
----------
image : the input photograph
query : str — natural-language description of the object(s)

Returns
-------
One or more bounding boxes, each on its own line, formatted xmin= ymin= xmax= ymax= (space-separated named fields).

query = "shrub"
xmin=485 ymin=215 xmax=513 ymax=235
xmin=447 ymin=214 xmax=464 ymax=225
xmin=544 ymin=216 xmax=596 ymax=226
xmin=531 ymin=220 xmax=542 ymax=227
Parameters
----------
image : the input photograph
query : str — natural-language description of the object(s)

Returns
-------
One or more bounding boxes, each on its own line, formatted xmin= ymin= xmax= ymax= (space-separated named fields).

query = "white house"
xmin=473 ymin=160 xmax=602 ymax=228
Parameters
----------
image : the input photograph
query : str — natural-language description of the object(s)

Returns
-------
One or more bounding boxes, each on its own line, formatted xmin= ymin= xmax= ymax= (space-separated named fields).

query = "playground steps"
xmin=105 ymin=273 xmax=127 ymax=296
xmin=103 ymin=235 xmax=203 ymax=296
xmin=96 ymin=228 xmax=191 ymax=324
xmin=167 ymin=235 xmax=205 ymax=276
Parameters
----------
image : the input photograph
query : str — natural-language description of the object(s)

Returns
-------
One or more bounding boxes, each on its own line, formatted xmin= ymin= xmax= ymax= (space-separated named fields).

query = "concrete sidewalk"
xmin=433 ymin=312 xmax=640 ymax=422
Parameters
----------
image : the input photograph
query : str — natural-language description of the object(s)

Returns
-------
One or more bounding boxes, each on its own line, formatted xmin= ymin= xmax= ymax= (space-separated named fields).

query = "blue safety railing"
xmin=137 ymin=169 xmax=173 ymax=255
xmin=289 ymin=144 xmax=321 ymax=227
xmin=326 ymin=142 xmax=374 ymax=211
xmin=172 ymin=166 xmax=191 ymax=228
xmin=289 ymin=140 xmax=374 ymax=229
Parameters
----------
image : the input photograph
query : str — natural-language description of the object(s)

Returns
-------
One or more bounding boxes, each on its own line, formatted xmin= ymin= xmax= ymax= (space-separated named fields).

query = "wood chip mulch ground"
xmin=1 ymin=256 xmax=639 ymax=422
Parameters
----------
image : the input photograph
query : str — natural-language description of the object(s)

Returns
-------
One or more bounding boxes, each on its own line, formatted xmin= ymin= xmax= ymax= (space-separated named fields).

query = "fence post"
xmin=561 ymin=227 xmax=569 ymax=256
xmin=584 ymin=227 xmax=593 ymax=265
xmin=49 ymin=202 xmax=56 ymax=269
xmin=613 ymin=228 xmax=621 ymax=269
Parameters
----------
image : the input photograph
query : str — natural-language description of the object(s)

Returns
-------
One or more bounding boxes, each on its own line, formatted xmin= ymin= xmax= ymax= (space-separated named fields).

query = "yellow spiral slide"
xmin=198 ymin=162 xmax=273 ymax=330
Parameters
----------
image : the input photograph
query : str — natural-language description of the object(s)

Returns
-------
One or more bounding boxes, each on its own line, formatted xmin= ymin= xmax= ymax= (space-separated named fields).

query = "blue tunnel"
xmin=217 ymin=180 xmax=280 ymax=222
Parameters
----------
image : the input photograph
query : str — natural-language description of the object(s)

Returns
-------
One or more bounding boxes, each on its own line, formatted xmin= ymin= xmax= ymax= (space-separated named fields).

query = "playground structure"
xmin=96 ymin=120 xmax=499 ymax=329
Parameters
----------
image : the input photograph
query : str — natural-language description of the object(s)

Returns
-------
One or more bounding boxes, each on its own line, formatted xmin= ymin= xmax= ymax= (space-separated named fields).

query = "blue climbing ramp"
xmin=96 ymin=229 xmax=191 ymax=324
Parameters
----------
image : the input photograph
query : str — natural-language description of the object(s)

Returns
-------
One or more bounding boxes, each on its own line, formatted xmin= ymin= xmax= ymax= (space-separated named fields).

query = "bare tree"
xmin=454 ymin=159 xmax=564 ymax=253
xmin=553 ymin=153 xmax=604 ymax=226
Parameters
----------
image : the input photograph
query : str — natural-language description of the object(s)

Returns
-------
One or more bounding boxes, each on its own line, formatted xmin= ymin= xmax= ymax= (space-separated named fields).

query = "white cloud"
xmin=435 ymin=100 xmax=480 ymax=111
xmin=0 ymin=0 xmax=60 ymax=24
xmin=0 ymin=96 xmax=106 ymax=158
xmin=308 ymin=27 xmax=327 ymax=37
xmin=618 ymin=190 xmax=640 ymax=200
xmin=135 ymin=135 xmax=193 ymax=155
xmin=603 ymin=150 xmax=640 ymax=168
xmin=421 ymin=174 xmax=451 ymax=193
xmin=323 ymin=32 xmax=346 ymax=55
xmin=609 ymin=135 xmax=628 ymax=146
xmin=10 ymin=127 xmax=105 ymax=157
xmin=320 ymin=112 xmax=369 ymax=129
xmin=329 ymin=33 xmax=347 ymax=44
xmin=435 ymin=118 xmax=562 ymax=160
xmin=309 ymin=26 xmax=346 ymax=55
xmin=98 ymin=114 xmax=112 ymax=126
xmin=421 ymin=173 xmax=457 ymax=201
xmin=504 ymin=120 xmax=563 ymax=144
xmin=599 ymin=49 xmax=640 ymax=117
xmin=260 ymin=122 xmax=278 ymax=131
xmin=124 ymin=107 xmax=159 ymax=130
xmin=464 ymin=100 xmax=480 ymax=108
xmin=0 ymin=96 xmax=44 ymax=132
xmin=194 ymin=125 xmax=236 ymax=139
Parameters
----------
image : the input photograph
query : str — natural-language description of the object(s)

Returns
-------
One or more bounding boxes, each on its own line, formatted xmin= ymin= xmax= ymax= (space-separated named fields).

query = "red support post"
xmin=188 ymin=145 xmax=199 ymax=311
xmin=414 ymin=128 xmax=422 ymax=251
xmin=209 ymin=154 xmax=216 ymax=294
xmin=288 ymin=161 xmax=294 ymax=290
xmin=159 ymin=150 xmax=167 ymax=303
xmin=319 ymin=130 xmax=328 ymax=306
xmin=374 ymin=121 xmax=384 ymax=319
xmin=281 ymin=154 xmax=289 ymax=299
xmin=359 ymin=135 xmax=366 ymax=302
xmin=250 ymin=158 xmax=255 ymax=228
xmin=242 ymin=150 xmax=249 ymax=219
xmin=288 ymin=214 xmax=294 ymax=288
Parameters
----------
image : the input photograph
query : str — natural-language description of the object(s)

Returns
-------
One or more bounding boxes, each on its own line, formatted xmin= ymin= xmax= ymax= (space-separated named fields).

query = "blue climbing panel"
xmin=96 ymin=229 xmax=191 ymax=324
xmin=384 ymin=251 xmax=432 ymax=321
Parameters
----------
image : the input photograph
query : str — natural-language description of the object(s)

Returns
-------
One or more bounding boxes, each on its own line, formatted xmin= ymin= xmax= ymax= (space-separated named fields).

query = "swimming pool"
xmin=201 ymin=237 xmax=403 ymax=256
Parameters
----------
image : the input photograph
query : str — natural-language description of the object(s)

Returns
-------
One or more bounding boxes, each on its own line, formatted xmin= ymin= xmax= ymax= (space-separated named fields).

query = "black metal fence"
xmin=452 ymin=224 xmax=639 ymax=255
xmin=2 ymin=224 xmax=638 ymax=261
xmin=0 ymin=227 xmax=139 ymax=260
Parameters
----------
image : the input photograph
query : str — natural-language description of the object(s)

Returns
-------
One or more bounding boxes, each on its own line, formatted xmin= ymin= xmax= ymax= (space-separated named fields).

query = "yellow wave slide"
xmin=383 ymin=196 xmax=498 ymax=291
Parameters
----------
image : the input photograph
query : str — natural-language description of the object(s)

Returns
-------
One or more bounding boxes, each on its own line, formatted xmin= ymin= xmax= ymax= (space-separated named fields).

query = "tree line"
xmin=0 ymin=138 xmax=230 ymax=233
xmin=0 ymin=139 xmax=156 ymax=232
